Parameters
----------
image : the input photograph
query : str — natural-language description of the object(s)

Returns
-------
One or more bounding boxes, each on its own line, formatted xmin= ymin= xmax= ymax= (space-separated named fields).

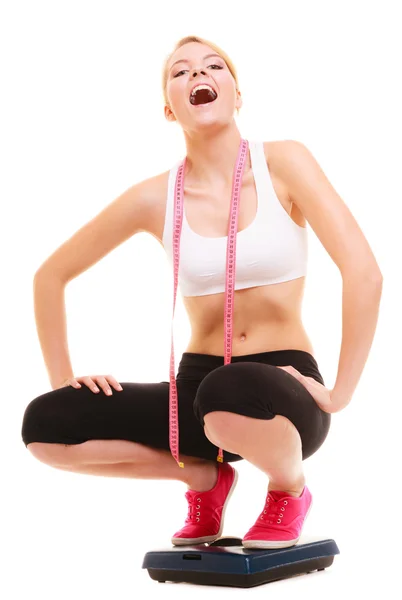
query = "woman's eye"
xmin=174 ymin=64 xmax=223 ymax=78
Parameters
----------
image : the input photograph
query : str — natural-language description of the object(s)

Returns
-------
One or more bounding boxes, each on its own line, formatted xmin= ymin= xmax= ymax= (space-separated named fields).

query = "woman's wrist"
xmin=330 ymin=388 xmax=351 ymax=412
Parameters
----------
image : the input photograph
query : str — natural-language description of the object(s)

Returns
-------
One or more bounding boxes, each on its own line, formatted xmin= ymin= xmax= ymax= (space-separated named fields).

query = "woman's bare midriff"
xmin=143 ymin=141 xmax=316 ymax=358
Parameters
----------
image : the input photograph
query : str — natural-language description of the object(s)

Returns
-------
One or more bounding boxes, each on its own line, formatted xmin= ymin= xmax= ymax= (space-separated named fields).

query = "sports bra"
xmin=161 ymin=140 xmax=308 ymax=297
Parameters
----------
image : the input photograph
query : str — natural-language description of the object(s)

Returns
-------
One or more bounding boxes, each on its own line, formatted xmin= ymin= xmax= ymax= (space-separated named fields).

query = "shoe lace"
xmin=260 ymin=496 xmax=288 ymax=524
xmin=184 ymin=492 xmax=202 ymax=523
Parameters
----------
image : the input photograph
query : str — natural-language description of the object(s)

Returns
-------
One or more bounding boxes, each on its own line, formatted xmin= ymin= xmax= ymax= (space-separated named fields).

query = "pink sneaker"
xmin=171 ymin=462 xmax=238 ymax=546
xmin=242 ymin=485 xmax=313 ymax=549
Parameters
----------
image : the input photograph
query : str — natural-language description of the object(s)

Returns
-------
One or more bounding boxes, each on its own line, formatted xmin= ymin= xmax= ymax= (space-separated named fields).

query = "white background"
xmin=1 ymin=0 xmax=400 ymax=597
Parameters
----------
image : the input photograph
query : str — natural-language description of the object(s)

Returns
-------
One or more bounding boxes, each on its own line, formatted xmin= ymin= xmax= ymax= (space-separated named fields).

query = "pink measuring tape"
xmin=169 ymin=138 xmax=249 ymax=468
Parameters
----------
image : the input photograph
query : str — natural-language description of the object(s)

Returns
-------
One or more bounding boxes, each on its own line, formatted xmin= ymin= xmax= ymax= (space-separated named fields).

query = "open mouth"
xmin=189 ymin=85 xmax=218 ymax=106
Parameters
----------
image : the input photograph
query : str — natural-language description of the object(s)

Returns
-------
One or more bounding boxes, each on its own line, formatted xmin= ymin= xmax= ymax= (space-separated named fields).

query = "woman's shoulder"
xmin=262 ymin=138 xmax=308 ymax=172
xmin=133 ymin=169 xmax=171 ymax=239
xmin=262 ymin=138 xmax=299 ymax=165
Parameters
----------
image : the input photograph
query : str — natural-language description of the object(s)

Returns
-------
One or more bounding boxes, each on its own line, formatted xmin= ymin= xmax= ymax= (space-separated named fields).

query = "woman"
xmin=21 ymin=35 xmax=383 ymax=550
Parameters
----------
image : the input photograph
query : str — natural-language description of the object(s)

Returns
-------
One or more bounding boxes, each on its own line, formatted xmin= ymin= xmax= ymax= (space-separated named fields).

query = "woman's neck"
xmin=183 ymin=125 xmax=249 ymax=187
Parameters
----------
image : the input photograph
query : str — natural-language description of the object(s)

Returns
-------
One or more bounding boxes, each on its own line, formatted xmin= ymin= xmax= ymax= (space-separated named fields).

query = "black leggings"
xmin=21 ymin=349 xmax=331 ymax=462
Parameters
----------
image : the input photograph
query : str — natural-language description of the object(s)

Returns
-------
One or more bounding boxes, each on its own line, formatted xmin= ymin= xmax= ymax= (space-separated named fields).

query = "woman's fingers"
xmin=65 ymin=375 xmax=123 ymax=395
xmin=105 ymin=375 xmax=123 ymax=392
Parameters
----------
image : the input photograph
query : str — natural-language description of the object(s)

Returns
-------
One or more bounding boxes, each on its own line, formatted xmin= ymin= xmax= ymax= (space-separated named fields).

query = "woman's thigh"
xmin=193 ymin=362 xmax=331 ymax=461
xmin=21 ymin=380 xmax=243 ymax=462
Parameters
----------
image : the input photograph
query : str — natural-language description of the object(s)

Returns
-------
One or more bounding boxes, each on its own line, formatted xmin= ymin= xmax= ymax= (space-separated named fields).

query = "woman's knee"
xmin=193 ymin=361 xmax=330 ymax=461
xmin=193 ymin=362 xmax=278 ymax=421
xmin=21 ymin=387 xmax=81 ymax=448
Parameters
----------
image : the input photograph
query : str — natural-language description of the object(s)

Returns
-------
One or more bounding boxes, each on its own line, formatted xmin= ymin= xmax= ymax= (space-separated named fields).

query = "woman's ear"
xmin=164 ymin=105 xmax=176 ymax=122
xmin=236 ymin=90 xmax=242 ymax=114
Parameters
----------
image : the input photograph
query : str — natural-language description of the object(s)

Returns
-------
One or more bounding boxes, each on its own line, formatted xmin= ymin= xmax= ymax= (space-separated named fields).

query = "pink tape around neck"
xmin=169 ymin=138 xmax=249 ymax=468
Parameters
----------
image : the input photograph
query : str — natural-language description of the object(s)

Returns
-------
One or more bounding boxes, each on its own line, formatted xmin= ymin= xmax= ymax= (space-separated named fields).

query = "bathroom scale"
xmin=142 ymin=535 xmax=340 ymax=588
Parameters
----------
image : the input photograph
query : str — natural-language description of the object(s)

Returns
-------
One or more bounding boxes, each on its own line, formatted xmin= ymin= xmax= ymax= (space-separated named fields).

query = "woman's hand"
xmin=61 ymin=375 xmax=123 ymax=396
xmin=277 ymin=365 xmax=335 ymax=414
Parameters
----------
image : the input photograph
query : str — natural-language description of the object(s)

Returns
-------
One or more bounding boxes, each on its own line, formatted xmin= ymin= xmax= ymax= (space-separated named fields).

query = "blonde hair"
xmin=162 ymin=35 xmax=240 ymax=114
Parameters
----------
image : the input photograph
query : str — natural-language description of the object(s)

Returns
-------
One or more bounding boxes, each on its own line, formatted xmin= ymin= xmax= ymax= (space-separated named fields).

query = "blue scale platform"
xmin=142 ymin=535 xmax=340 ymax=588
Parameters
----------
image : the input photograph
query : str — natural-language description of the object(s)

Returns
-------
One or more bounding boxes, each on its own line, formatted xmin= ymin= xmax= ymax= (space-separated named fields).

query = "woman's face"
xmin=165 ymin=42 xmax=241 ymax=131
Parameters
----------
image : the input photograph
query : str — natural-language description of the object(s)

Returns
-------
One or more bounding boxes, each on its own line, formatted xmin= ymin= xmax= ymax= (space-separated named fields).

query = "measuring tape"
xmin=169 ymin=138 xmax=249 ymax=468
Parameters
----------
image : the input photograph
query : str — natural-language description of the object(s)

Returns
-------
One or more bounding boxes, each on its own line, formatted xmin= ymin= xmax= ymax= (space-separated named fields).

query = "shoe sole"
xmin=171 ymin=466 xmax=239 ymax=546
xmin=242 ymin=495 xmax=314 ymax=550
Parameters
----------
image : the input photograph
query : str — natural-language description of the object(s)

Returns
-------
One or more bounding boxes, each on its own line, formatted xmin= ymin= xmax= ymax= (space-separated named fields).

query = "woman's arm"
xmin=33 ymin=273 xmax=75 ymax=390
xmin=330 ymin=274 xmax=382 ymax=411
xmin=33 ymin=177 xmax=156 ymax=389
xmin=274 ymin=140 xmax=383 ymax=412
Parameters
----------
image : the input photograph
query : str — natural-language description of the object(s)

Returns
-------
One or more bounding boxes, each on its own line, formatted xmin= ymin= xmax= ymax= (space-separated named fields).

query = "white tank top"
xmin=162 ymin=140 xmax=308 ymax=297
